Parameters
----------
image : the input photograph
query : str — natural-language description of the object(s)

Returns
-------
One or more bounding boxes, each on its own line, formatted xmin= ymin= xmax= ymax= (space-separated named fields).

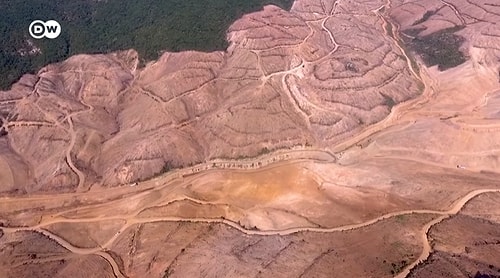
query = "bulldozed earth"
xmin=1 ymin=0 xmax=500 ymax=277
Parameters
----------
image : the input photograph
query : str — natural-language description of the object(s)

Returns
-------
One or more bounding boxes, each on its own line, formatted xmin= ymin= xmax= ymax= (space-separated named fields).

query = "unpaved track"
xmin=397 ymin=188 xmax=500 ymax=277
xmin=395 ymin=214 xmax=448 ymax=278
xmin=2 ymin=188 xmax=499 ymax=278
xmin=65 ymin=116 xmax=86 ymax=191
xmin=331 ymin=1 xmax=434 ymax=154
xmin=1 ymin=2 xmax=497 ymax=278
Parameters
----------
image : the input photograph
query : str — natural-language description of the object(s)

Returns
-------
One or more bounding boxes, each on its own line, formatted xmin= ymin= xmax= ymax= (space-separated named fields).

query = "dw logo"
xmin=29 ymin=20 xmax=61 ymax=39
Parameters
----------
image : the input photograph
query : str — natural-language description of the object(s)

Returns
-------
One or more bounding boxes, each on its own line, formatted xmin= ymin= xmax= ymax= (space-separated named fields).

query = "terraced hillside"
xmin=1 ymin=0 xmax=500 ymax=277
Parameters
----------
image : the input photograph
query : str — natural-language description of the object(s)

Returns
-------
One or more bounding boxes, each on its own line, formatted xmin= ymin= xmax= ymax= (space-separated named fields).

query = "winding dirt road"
xmin=65 ymin=116 xmax=86 ymax=191
xmin=2 ymin=1 xmax=498 ymax=278
xmin=2 ymin=188 xmax=499 ymax=277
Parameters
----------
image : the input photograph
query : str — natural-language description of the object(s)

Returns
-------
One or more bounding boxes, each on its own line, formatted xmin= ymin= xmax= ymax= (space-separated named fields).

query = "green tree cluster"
xmin=0 ymin=0 xmax=294 ymax=90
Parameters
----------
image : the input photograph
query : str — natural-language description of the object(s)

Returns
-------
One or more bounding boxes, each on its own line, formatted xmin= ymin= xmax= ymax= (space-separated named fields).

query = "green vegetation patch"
xmin=0 ymin=0 xmax=294 ymax=90
xmin=408 ymin=26 xmax=467 ymax=71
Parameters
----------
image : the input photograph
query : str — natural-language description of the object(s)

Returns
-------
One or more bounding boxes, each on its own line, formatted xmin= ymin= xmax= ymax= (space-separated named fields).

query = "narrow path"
xmin=331 ymin=0 xmax=437 ymax=153
xmin=97 ymin=251 xmax=125 ymax=278
xmin=439 ymin=0 xmax=466 ymax=25
xmin=65 ymin=116 xmax=86 ymax=191
xmin=395 ymin=214 xmax=449 ymax=278
xmin=2 ymin=188 xmax=499 ymax=278
xmin=34 ymin=228 xmax=125 ymax=278
xmin=397 ymin=188 xmax=500 ymax=277
xmin=374 ymin=1 xmax=421 ymax=82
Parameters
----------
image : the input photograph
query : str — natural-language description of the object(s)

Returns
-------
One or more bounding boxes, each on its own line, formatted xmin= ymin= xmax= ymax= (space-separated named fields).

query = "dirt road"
xmin=2 ymin=188 xmax=499 ymax=277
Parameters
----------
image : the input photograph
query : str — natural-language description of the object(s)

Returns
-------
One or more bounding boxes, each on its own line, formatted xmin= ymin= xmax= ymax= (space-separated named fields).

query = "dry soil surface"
xmin=1 ymin=0 xmax=500 ymax=277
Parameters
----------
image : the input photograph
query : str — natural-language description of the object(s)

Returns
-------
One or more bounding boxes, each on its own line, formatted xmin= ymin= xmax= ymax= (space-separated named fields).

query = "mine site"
xmin=0 ymin=0 xmax=500 ymax=277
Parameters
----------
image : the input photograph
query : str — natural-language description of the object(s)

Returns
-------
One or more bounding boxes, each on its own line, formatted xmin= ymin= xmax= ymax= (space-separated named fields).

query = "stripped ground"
xmin=0 ymin=0 xmax=422 ymax=190
xmin=2 ymin=214 xmax=435 ymax=278
xmin=1 ymin=0 xmax=500 ymax=277
xmin=408 ymin=193 xmax=500 ymax=278
xmin=0 ymin=159 xmax=499 ymax=277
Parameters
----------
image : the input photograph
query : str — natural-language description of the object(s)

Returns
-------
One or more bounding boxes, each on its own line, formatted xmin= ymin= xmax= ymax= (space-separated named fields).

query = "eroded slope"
xmin=0 ymin=0 xmax=421 ymax=191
